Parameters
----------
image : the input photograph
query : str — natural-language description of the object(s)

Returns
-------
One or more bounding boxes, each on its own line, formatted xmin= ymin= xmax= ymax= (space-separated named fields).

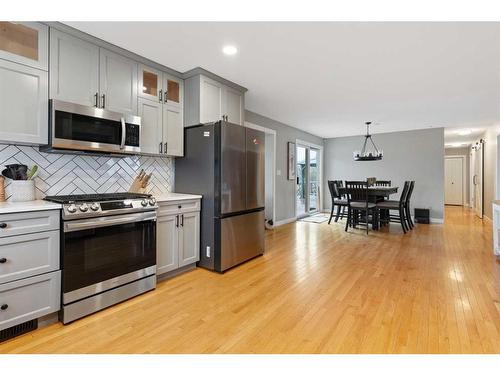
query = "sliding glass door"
xmin=296 ymin=143 xmax=321 ymax=218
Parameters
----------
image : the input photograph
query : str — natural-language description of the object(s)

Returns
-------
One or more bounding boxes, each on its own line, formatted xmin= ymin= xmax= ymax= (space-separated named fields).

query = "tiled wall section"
xmin=0 ymin=145 xmax=173 ymax=199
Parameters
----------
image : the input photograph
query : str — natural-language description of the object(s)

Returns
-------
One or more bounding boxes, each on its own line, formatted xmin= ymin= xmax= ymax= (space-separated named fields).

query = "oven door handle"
xmin=64 ymin=212 xmax=156 ymax=232
xmin=120 ymin=117 xmax=126 ymax=150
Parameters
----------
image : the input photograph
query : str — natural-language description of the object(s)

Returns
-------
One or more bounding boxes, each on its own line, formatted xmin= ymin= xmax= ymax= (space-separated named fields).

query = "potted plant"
xmin=1 ymin=164 xmax=38 ymax=202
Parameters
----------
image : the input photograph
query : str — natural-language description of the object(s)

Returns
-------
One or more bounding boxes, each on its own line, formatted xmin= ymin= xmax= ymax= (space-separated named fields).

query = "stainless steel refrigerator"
xmin=175 ymin=120 xmax=265 ymax=272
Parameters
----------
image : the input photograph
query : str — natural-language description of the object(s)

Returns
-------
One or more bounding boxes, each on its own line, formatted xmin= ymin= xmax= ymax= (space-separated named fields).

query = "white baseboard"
xmin=430 ymin=218 xmax=444 ymax=224
xmin=274 ymin=217 xmax=297 ymax=227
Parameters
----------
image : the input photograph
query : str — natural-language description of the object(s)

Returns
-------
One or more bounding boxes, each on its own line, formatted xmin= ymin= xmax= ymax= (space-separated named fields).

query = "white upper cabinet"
xmin=0 ymin=57 xmax=48 ymax=145
xmin=99 ymin=49 xmax=138 ymax=115
xmin=185 ymin=73 xmax=246 ymax=126
xmin=163 ymin=105 xmax=183 ymax=157
xmin=138 ymin=64 xmax=162 ymax=102
xmin=138 ymin=98 xmax=163 ymax=154
xmin=200 ymin=75 xmax=223 ymax=124
xmin=137 ymin=65 xmax=184 ymax=157
xmin=0 ymin=22 xmax=48 ymax=71
xmin=223 ymin=86 xmax=244 ymax=125
xmin=49 ymin=29 xmax=99 ymax=107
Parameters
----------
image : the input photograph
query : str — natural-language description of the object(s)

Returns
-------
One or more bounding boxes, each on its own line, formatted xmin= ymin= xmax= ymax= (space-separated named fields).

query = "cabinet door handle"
xmin=0 ymin=258 xmax=7 ymax=263
xmin=94 ymin=92 xmax=99 ymax=107
xmin=159 ymin=89 xmax=163 ymax=102
xmin=164 ymin=142 xmax=167 ymax=154
xmin=175 ymin=215 xmax=179 ymax=227
xmin=0 ymin=223 xmax=7 ymax=229
xmin=164 ymin=91 xmax=168 ymax=103
xmin=101 ymin=94 xmax=106 ymax=109
xmin=180 ymin=214 xmax=184 ymax=227
xmin=159 ymin=142 xmax=163 ymax=154
xmin=1 ymin=304 xmax=8 ymax=311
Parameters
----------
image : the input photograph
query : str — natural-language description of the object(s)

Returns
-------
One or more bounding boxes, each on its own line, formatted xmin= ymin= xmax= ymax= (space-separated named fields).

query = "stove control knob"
xmin=67 ymin=204 xmax=77 ymax=213
xmin=141 ymin=199 xmax=148 ymax=207
xmin=79 ymin=203 xmax=89 ymax=212
xmin=90 ymin=203 xmax=99 ymax=211
xmin=148 ymin=198 xmax=156 ymax=206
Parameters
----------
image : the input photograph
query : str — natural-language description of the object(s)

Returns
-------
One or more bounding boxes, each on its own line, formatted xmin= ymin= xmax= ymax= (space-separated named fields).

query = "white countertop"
xmin=155 ymin=192 xmax=202 ymax=202
xmin=0 ymin=200 xmax=62 ymax=214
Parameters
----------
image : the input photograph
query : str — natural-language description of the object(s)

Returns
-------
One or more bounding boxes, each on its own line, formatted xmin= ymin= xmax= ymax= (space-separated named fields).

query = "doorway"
xmin=470 ymin=142 xmax=484 ymax=218
xmin=244 ymin=121 xmax=276 ymax=226
xmin=445 ymin=156 xmax=465 ymax=205
xmin=295 ymin=140 xmax=322 ymax=218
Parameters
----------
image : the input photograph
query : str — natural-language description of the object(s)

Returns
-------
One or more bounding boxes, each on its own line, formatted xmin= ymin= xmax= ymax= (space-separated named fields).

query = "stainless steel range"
xmin=44 ymin=192 xmax=157 ymax=324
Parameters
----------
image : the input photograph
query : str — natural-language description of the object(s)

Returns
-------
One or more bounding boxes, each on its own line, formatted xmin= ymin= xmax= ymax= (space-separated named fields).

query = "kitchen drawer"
xmin=0 ymin=210 xmax=59 ymax=238
xmin=0 ymin=230 xmax=59 ymax=284
xmin=158 ymin=199 xmax=200 ymax=217
xmin=0 ymin=271 xmax=60 ymax=331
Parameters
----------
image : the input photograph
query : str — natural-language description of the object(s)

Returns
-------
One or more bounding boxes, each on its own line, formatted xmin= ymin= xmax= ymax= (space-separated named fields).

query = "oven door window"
xmin=63 ymin=220 xmax=156 ymax=293
xmin=55 ymin=110 xmax=122 ymax=146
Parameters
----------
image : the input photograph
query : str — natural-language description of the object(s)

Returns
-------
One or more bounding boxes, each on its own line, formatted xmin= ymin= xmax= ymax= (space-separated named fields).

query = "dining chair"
xmin=376 ymin=181 xmax=410 ymax=233
xmin=374 ymin=180 xmax=391 ymax=187
xmin=404 ymin=181 xmax=415 ymax=229
xmin=327 ymin=181 xmax=348 ymax=224
xmin=345 ymin=181 xmax=377 ymax=234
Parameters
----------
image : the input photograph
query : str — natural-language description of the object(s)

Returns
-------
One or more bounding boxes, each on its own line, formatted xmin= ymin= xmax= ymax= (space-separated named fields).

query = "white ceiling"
xmin=66 ymin=22 xmax=500 ymax=139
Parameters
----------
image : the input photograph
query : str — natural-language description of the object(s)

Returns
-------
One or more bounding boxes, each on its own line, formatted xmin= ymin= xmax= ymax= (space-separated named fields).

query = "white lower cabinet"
xmin=156 ymin=214 xmax=179 ymax=274
xmin=0 ymin=209 xmax=61 ymax=333
xmin=157 ymin=201 xmax=200 ymax=276
xmin=179 ymin=211 xmax=200 ymax=267
xmin=0 ymin=271 xmax=61 ymax=331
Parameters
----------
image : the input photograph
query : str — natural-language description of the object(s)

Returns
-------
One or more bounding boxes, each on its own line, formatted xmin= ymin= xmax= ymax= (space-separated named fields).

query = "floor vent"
xmin=0 ymin=319 xmax=38 ymax=343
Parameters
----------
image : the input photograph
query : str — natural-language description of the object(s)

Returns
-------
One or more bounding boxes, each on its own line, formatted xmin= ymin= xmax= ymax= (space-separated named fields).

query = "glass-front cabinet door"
xmin=163 ymin=74 xmax=183 ymax=108
xmin=0 ymin=22 xmax=48 ymax=70
xmin=138 ymin=64 xmax=162 ymax=102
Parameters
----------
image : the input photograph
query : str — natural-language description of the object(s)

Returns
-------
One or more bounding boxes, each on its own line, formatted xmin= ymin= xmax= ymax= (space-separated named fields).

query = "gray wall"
xmin=445 ymin=146 xmax=470 ymax=206
xmin=245 ymin=110 xmax=324 ymax=222
xmin=324 ymin=128 xmax=445 ymax=220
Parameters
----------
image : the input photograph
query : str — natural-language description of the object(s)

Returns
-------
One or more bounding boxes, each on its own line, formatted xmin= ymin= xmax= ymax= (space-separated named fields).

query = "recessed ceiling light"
xmin=458 ymin=129 xmax=472 ymax=136
xmin=222 ymin=45 xmax=238 ymax=56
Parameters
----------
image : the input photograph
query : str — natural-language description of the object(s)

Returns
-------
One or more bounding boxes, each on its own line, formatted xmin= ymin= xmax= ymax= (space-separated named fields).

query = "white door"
xmin=178 ymin=212 xmax=200 ymax=267
xmin=163 ymin=104 xmax=184 ymax=157
xmin=138 ymin=98 xmax=163 ymax=155
xmin=200 ymin=75 xmax=223 ymax=123
xmin=156 ymin=214 xmax=179 ymax=275
xmin=99 ymin=48 xmax=138 ymax=114
xmin=445 ymin=157 xmax=463 ymax=205
xmin=223 ymin=86 xmax=244 ymax=124
xmin=471 ymin=145 xmax=484 ymax=218
xmin=49 ymin=29 xmax=99 ymax=107
xmin=0 ymin=59 xmax=48 ymax=145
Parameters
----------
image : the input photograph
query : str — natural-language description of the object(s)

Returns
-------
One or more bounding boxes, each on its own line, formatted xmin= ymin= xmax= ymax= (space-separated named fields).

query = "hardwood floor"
xmin=2 ymin=206 xmax=500 ymax=354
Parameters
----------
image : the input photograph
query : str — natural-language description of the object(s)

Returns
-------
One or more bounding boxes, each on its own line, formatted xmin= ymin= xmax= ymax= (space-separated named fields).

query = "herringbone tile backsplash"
xmin=0 ymin=145 xmax=173 ymax=200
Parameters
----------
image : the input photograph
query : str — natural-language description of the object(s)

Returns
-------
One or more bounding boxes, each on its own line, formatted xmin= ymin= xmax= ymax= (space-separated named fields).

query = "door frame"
xmin=244 ymin=121 xmax=276 ymax=226
xmin=295 ymin=139 xmax=324 ymax=218
xmin=444 ymin=155 xmax=466 ymax=206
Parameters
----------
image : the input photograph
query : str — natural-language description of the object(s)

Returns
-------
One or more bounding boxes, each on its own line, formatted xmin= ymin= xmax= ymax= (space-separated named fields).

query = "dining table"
xmin=337 ymin=185 xmax=399 ymax=230
xmin=338 ymin=186 xmax=398 ymax=202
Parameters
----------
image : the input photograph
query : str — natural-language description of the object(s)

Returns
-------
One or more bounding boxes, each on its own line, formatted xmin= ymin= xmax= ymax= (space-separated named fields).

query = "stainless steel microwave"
xmin=45 ymin=100 xmax=141 ymax=155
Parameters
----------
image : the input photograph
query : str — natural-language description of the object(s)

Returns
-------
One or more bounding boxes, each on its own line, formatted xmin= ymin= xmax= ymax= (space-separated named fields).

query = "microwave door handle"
xmin=120 ymin=117 xmax=126 ymax=149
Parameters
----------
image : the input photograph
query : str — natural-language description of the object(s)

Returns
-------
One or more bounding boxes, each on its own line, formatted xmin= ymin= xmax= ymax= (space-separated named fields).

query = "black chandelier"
xmin=353 ymin=121 xmax=383 ymax=161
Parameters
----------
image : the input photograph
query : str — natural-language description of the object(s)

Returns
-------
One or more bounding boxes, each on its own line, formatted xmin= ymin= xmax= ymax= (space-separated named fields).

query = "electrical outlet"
xmin=206 ymin=246 xmax=211 ymax=258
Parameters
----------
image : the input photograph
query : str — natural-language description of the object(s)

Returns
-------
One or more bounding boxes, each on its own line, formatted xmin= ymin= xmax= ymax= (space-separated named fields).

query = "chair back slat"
xmin=405 ymin=181 xmax=415 ymax=205
xmin=375 ymin=180 xmax=391 ymax=187
xmin=345 ymin=181 xmax=369 ymax=203
xmin=398 ymin=181 xmax=410 ymax=206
